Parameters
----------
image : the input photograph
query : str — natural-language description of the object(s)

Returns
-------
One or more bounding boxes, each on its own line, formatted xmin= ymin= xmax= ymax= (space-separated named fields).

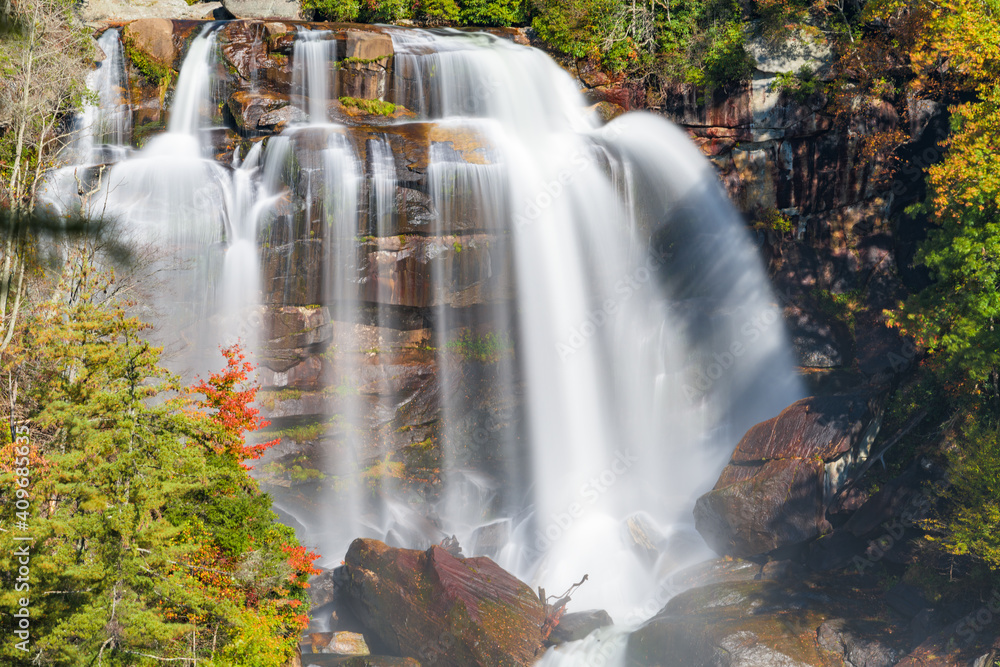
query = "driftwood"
xmin=539 ymin=574 xmax=589 ymax=643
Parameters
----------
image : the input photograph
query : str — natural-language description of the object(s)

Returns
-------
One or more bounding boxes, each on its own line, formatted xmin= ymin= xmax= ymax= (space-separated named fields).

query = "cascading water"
xmin=42 ymin=20 xmax=806 ymax=656
xmin=75 ymin=29 xmax=131 ymax=163
xmin=36 ymin=29 xmax=131 ymax=218
xmin=293 ymin=30 xmax=336 ymax=123
xmin=383 ymin=29 xmax=804 ymax=624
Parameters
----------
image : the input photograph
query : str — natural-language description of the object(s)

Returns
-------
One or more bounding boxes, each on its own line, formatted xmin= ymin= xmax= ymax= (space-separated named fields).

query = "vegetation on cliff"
xmin=0 ymin=243 xmax=319 ymax=664
xmin=883 ymin=0 xmax=1000 ymax=578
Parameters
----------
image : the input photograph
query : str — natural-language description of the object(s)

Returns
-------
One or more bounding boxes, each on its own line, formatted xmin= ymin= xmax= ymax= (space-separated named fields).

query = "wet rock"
xmin=469 ymin=521 xmax=511 ymax=559
xmin=261 ymin=306 xmax=332 ymax=369
xmin=309 ymin=631 xmax=370 ymax=655
xmin=260 ymin=104 xmax=308 ymax=133
xmin=359 ymin=234 xmax=513 ymax=308
xmin=694 ymin=392 xmax=883 ymax=558
xmin=593 ymin=101 xmax=626 ymax=123
xmin=222 ymin=0 xmax=304 ymax=20
xmin=219 ymin=20 xmax=270 ymax=79
xmin=340 ymin=538 xmax=546 ymax=667
xmin=622 ymin=512 xmax=667 ymax=567
xmin=550 ymin=610 xmax=614 ymax=644
xmin=228 ymin=90 xmax=290 ymax=134
xmin=576 ymin=57 xmax=618 ymax=88
xmin=626 ymin=577 xmax=904 ymax=667
xmin=309 ymin=569 xmax=340 ymax=608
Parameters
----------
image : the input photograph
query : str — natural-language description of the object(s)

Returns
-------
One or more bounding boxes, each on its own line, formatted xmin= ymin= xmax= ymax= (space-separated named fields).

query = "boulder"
xmin=626 ymin=578 xmax=903 ymax=667
xmin=816 ymin=619 xmax=900 ymax=666
xmin=550 ymin=610 xmax=614 ymax=644
xmin=260 ymin=104 xmax=308 ymax=133
xmin=345 ymin=30 xmax=394 ymax=61
xmin=301 ymin=658 xmax=421 ymax=667
xmin=122 ymin=19 xmax=177 ymax=70
xmin=81 ymin=0 xmax=223 ymax=22
xmin=228 ymin=90 xmax=290 ymax=133
xmin=309 ymin=631 xmax=370 ymax=656
xmin=222 ymin=0 xmax=304 ymax=19
xmin=339 ymin=538 xmax=547 ymax=667
xmin=694 ymin=392 xmax=882 ymax=558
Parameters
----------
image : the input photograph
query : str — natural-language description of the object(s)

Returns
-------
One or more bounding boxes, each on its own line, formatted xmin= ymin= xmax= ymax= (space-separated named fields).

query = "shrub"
xmin=461 ymin=0 xmax=527 ymax=26
xmin=304 ymin=0 xmax=362 ymax=21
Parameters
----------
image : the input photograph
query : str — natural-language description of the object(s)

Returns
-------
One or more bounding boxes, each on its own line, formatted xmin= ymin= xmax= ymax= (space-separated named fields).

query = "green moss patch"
xmin=339 ymin=96 xmax=398 ymax=116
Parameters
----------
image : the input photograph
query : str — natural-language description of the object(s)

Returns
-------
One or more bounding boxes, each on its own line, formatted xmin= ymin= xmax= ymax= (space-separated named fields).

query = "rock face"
xmin=80 ymin=0 xmax=223 ymax=22
xmin=339 ymin=539 xmax=547 ymax=667
xmin=222 ymin=0 xmax=304 ymax=19
xmin=694 ymin=392 xmax=882 ymax=557
xmin=122 ymin=19 xmax=178 ymax=69
xmin=340 ymin=31 xmax=394 ymax=99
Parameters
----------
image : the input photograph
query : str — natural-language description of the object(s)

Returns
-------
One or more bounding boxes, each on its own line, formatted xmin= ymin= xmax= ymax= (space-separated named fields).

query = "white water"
xmin=75 ymin=29 xmax=131 ymax=163
xmin=37 ymin=29 xmax=131 ymax=218
xmin=384 ymin=29 xmax=804 ymax=625
xmin=293 ymin=30 xmax=336 ymax=123
xmin=43 ymin=23 xmax=805 ymax=657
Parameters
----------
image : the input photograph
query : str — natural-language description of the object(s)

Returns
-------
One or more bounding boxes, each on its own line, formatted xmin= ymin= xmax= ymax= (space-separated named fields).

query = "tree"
xmin=0 ymin=254 xmax=317 ymax=666
xmin=884 ymin=0 xmax=1000 ymax=575
xmin=0 ymin=0 xmax=93 ymax=353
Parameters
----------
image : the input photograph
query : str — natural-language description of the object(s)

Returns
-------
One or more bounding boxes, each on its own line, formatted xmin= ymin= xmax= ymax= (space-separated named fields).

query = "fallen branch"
xmin=539 ymin=574 xmax=589 ymax=643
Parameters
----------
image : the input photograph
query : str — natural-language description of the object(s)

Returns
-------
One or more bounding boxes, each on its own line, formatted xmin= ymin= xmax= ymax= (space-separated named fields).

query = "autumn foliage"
xmin=192 ymin=343 xmax=280 ymax=466
xmin=0 ymin=261 xmax=320 ymax=665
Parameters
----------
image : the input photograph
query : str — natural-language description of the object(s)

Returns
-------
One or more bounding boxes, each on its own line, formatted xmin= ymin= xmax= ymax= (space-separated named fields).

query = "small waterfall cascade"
xmin=367 ymin=136 xmax=396 ymax=237
xmin=74 ymin=28 xmax=131 ymax=163
xmin=37 ymin=29 xmax=131 ymax=218
xmin=292 ymin=29 xmax=336 ymax=123
xmin=168 ymin=27 xmax=220 ymax=137
xmin=40 ymin=20 xmax=806 ymax=642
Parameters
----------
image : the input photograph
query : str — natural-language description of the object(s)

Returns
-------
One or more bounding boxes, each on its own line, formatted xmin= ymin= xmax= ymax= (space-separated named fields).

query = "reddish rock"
xmin=341 ymin=538 xmax=546 ymax=667
xmin=731 ymin=392 xmax=877 ymax=463
xmin=219 ymin=20 xmax=270 ymax=79
xmin=694 ymin=392 xmax=882 ymax=557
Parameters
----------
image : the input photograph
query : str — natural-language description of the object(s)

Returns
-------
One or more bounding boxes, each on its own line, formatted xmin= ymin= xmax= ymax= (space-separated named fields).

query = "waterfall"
xmin=36 ymin=29 xmax=131 ymax=218
xmin=293 ymin=30 xmax=336 ymax=123
xmin=168 ymin=27 xmax=219 ymax=136
xmin=383 ymin=29 xmax=804 ymax=621
xmin=40 ymin=20 xmax=805 ymax=643
xmin=75 ymin=29 xmax=131 ymax=163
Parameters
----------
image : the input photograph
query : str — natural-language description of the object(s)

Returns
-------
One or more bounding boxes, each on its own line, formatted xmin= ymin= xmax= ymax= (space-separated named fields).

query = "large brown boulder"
xmin=694 ymin=392 xmax=882 ymax=558
xmin=339 ymin=538 xmax=547 ymax=667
